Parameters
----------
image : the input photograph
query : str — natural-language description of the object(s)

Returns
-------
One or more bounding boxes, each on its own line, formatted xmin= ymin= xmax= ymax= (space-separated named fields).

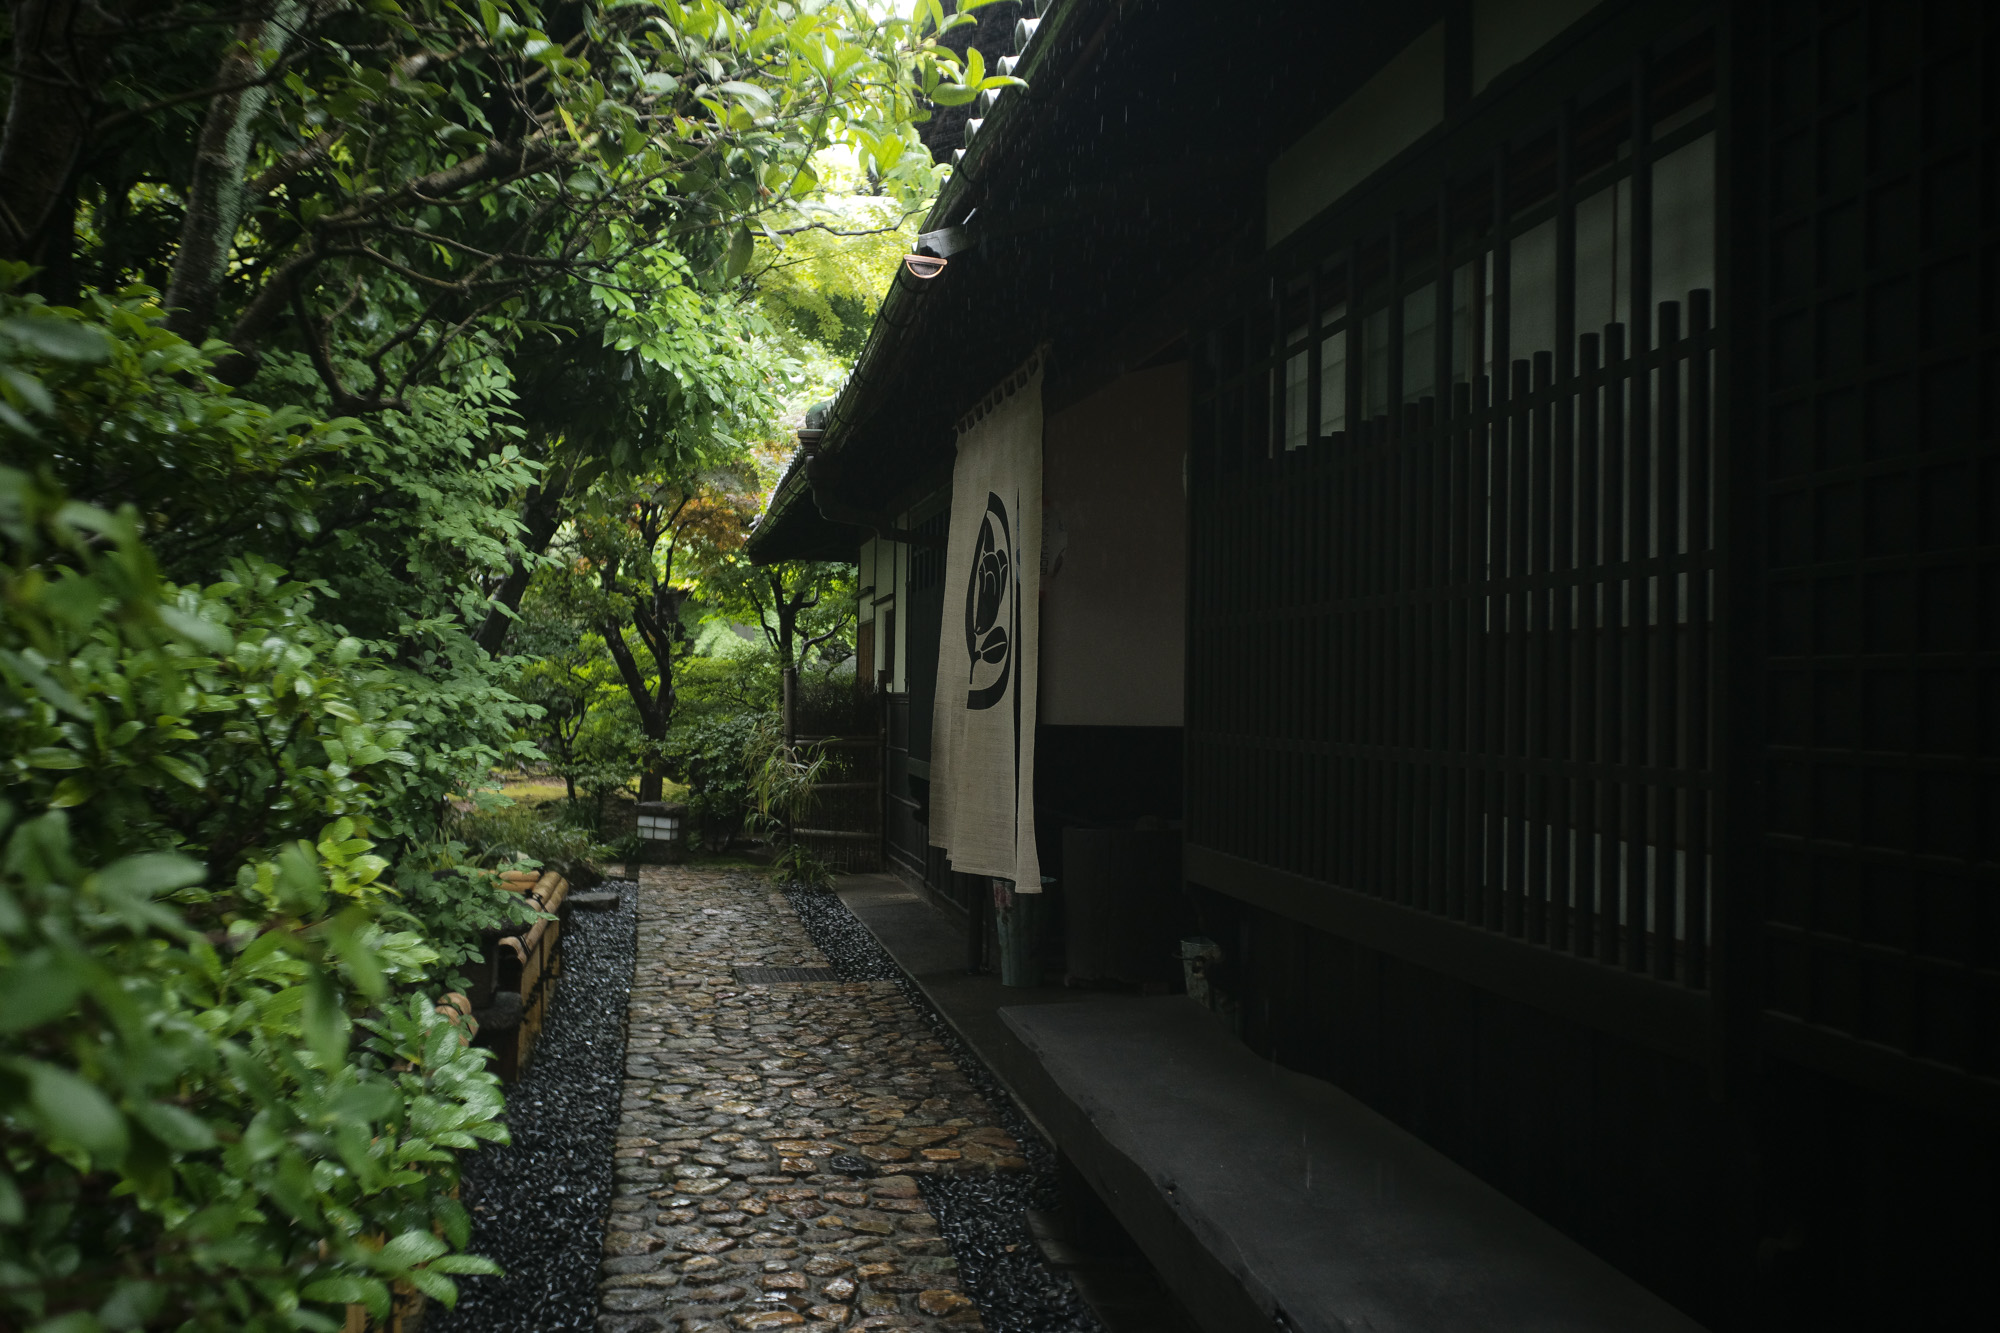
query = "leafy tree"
xmin=508 ymin=575 xmax=633 ymax=804
xmin=10 ymin=0 xmax=995 ymax=357
xmin=3 ymin=0 xmax=1021 ymax=650
xmin=750 ymin=150 xmax=927 ymax=382
xmin=0 ymin=0 xmax=1030 ymax=1322
xmin=699 ymin=547 xmax=857 ymax=684
xmin=0 ymin=255 xmax=538 ymax=1331
xmin=662 ymin=710 xmax=762 ymax=850
xmin=556 ymin=470 xmax=760 ymax=798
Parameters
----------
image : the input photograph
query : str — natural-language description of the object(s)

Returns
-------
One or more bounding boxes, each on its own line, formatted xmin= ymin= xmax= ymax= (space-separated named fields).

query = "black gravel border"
xmin=431 ymin=879 xmax=638 ymax=1333
xmin=785 ymin=884 xmax=1101 ymax=1333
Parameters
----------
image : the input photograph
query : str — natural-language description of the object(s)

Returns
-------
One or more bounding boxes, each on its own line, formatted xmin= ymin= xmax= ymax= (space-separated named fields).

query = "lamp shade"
xmin=634 ymin=800 xmax=689 ymax=863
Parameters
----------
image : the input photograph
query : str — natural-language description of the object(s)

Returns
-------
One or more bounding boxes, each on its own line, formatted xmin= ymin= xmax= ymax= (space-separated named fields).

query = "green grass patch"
xmin=482 ymin=772 xmax=686 ymax=807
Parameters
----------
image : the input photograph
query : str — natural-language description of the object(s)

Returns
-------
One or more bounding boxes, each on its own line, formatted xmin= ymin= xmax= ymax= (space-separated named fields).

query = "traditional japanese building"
xmin=749 ymin=2 xmax=2000 ymax=1328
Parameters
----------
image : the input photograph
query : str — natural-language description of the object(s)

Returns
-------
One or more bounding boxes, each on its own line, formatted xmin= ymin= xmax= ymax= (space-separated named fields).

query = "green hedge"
xmin=1 ymin=287 xmax=517 ymax=1329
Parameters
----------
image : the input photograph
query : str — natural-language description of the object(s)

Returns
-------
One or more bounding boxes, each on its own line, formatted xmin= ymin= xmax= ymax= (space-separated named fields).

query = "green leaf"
xmin=716 ymin=80 xmax=775 ymax=109
xmin=303 ymin=1275 xmax=389 ymax=1318
xmin=151 ymin=753 xmax=206 ymax=789
xmin=326 ymin=907 xmax=385 ymax=1000
xmin=406 ymin=1268 xmax=460 ymax=1305
xmin=302 ymin=971 xmax=347 ymax=1068
xmin=134 ymin=1101 xmax=216 ymax=1152
xmin=269 ymin=1149 xmax=321 ymax=1225
xmin=724 ymin=224 xmax=755 ymax=279
xmin=157 ymin=604 xmax=233 ymax=651
xmin=95 ymin=852 xmax=205 ymax=899
xmin=377 ymin=1229 xmax=449 ymax=1269
xmin=23 ymin=1061 xmax=128 ymax=1159
xmin=96 ymin=1278 xmax=165 ymax=1330
xmin=0 ymin=955 xmax=85 ymax=1031
xmin=0 ymin=316 xmax=113 ymax=362
xmin=48 ymin=775 xmax=95 ymax=807
xmin=276 ymin=839 xmax=328 ymax=913
xmin=327 ymin=1076 xmax=398 ymax=1125
xmin=0 ymin=649 xmax=88 ymax=719
xmin=427 ymin=1252 xmax=502 ymax=1275
xmin=2 ymin=365 xmax=54 ymax=415
xmin=433 ymin=1195 xmax=472 ymax=1249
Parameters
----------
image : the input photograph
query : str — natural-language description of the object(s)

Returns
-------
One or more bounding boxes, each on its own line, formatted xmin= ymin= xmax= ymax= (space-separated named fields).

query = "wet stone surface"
xmin=784 ymin=890 xmax=1096 ymax=1333
xmin=598 ymin=866 xmax=1055 ymax=1333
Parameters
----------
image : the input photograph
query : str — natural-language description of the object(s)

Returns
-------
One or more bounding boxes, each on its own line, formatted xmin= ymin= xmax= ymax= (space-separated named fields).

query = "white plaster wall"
xmin=856 ymin=533 xmax=902 ymax=688
xmin=857 ymin=536 xmax=878 ymax=626
xmin=1039 ymin=361 xmax=1188 ymax=726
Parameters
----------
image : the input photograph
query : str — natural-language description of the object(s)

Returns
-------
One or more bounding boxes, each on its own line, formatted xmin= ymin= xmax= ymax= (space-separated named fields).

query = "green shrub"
xmin=662 ymin=711 xmax=761 ymax=851
xmin=743 ymin=715 xmax=837 ymax=886
xmin=451 ymin=799 xmax=608 ymax=877
xmin=570 ymin=687 xmax=652 ymax=802
xmin=0 ymin=296 xmax=513 ymax=1329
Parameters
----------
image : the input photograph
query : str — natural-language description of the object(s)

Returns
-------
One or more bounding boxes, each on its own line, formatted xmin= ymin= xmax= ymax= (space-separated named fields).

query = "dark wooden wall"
xmin=1741 ymin=0 xmax=2000 ymax=1098
xmin=1179 ymin=1 xmax=2000 ymax=1328
xmin=1201 ymin=887 xmax=1999 ymax=1329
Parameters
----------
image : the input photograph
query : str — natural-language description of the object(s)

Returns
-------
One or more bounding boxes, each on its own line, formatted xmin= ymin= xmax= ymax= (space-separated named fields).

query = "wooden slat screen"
xmin=1189 ymin=35 xmax=1721 ymax=997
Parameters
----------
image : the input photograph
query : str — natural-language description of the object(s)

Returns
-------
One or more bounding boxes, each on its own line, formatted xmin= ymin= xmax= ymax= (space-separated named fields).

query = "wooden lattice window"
xmin=1752 ymin=0 xmax=2000 ymax=1091
xmin=1189 ymin=29 xmax=1721 ymax=995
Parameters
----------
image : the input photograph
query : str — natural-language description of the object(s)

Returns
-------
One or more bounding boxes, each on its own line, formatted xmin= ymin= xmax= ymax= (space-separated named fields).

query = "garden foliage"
xmin=1 ymin=432 xmax=511 ymax=1327
xmin=0 ymin=0 xmax=1014 ymax=1321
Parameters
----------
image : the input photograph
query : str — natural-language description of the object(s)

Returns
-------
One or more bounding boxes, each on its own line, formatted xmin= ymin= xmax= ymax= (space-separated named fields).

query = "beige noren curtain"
xmin=927 ymin=359 xmax=1043 ymax=891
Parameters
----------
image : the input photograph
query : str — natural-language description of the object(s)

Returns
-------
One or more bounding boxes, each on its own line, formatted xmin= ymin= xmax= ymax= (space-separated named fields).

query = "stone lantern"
xmin=634 ymin=800 xmax=688 ymax=863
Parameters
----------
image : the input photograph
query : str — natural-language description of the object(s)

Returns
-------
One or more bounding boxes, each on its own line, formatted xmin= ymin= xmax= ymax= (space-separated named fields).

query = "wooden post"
xmin=782 ymin=664 xmax=798 ymax=749
xmin=781 ymin=664 xmax=798 ymax=852
xmin=964 ymin=873 xmax=986 ymax=974
xmin=877 ymin=682 xmax=890 ymax=871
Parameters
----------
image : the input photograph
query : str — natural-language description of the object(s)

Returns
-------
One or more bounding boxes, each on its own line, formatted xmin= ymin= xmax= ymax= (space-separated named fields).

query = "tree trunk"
xmin=474 ymin=467 xmax=573 ymax=656
xmin=0 ymin=0 xmax=105 ymax=263
xmin=782 ymin=665 xmax=797 ymax=748
xmin=769 ymin=571 xmax=801 ymax=703
xmin=165 ymin=1 xmax=307 ymax=343
xmin=602 ymin=619 xmax=667 ymax=802
xmin=630 ymin=584 xmax=684 ymax=787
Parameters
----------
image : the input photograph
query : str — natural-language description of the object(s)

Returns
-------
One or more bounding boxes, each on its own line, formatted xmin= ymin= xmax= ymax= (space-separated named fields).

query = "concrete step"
xmin=1003 ymin=997 xmax=1712 ymax=1333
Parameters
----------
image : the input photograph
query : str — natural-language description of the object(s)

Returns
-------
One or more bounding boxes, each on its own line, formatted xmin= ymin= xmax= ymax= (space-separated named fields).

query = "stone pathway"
xmin=599 ymin=866 xmax=1028 ymax=1333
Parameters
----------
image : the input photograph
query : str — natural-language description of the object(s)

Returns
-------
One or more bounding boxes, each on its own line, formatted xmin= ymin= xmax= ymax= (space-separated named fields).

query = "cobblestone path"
xmin=598 ymin=866 xmax=1027 ymax=1333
